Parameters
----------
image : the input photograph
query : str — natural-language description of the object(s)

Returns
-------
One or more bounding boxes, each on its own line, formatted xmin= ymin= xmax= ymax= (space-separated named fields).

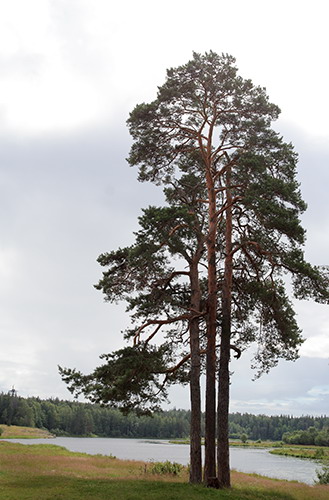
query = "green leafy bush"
xmin=272 ymin=441 xmax=284 ymax=448
xmin=150 ymin=460 xmax=183 ymax=476
xmin=240 ymin=433 xmax=248 ymax=443
xmin=316 ymin=464 xmax=329 ymax=484
xmin=314 ymin=448 xmax=325 ymax=459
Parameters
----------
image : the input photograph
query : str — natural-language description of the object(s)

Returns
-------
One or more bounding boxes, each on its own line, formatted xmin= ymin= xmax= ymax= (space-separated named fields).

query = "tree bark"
xmin=217 ymin=167 xmax=233 ymax=488
xmin=217 ymin=305 xmax=231 ymax=488
xmin=204 ymin=170 xmax=218 ymax=483
xmin=189 ymin=259 xmax=202 ymax=483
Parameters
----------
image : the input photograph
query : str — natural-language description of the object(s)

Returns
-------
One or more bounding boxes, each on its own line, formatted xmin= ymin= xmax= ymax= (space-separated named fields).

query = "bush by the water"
xmin=316 ymin=464 xmax=329 ymax=484
xmin=149 ymin=461 xmax=184 ymax=476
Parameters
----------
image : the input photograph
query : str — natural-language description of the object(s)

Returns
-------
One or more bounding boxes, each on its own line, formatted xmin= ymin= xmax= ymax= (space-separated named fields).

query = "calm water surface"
xmin=3 ymin=437 xmax=320 ymax=484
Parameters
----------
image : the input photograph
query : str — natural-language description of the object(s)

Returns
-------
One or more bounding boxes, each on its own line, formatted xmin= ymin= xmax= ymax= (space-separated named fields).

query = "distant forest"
xmin=0 ymin=392 xmax=328 ymax=443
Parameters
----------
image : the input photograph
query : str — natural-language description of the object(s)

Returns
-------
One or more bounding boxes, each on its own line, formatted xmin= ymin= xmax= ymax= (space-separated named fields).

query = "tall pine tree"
xmin=126 ymin=51 xmax=328 ymax=485
xmin=61 ymin=52 xmax=328 ymax=488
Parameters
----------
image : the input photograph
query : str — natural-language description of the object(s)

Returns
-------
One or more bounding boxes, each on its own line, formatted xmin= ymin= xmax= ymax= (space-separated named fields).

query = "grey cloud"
xmin=230 ymin=353 xmax=329 ymax=415
xmin=0 ymin=122 xmax=164 ymax=399
xmin=0 ymin=116 xmax=327 ymax=415
xmin=278 ymin=121 xmax=329 ymax=259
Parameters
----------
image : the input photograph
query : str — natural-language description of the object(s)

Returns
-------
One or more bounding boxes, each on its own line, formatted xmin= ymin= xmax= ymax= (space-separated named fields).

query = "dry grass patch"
xmin=0 ymin=424 xmax=53 ymax=439
xmin=0 ymin=441 xmax=187 ymax=482
xmin=231 ymin=470 xmax=329 ymax=500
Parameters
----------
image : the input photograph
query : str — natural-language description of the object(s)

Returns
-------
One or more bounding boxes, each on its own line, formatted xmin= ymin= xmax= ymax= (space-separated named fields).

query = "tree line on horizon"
xmin=1 ymin=393 xmax=329 ymax=444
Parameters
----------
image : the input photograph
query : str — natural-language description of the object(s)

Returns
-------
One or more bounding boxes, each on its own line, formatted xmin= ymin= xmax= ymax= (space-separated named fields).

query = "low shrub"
xmin=315 ymin=448 xmax=325 ymax=459
xmin=316 ymin=464 xmax=329 ymax=484
xmin=149 ymin=460 xmax=184 ymax=476
xmin=272 ymin=441 xmax=284 ymax=448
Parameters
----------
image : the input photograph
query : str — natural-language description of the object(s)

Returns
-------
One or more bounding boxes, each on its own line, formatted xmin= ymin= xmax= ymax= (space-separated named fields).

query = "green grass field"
xmin=0 ymin=440 xmax=328 ymax=500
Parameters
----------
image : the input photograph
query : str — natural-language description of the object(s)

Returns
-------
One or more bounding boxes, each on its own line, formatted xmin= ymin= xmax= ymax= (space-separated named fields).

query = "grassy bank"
xmin=172 ymin=438 xmax=329 ymax=456
xmin=270 ymin=446 xmax=329 ymax=461
xmin=170 ymin=438 xmax=281 ymax=448
xmin=0 ymin=441 xmax=328 ymax=499
xmin=0 ymin=424 xmax=54 ymax=439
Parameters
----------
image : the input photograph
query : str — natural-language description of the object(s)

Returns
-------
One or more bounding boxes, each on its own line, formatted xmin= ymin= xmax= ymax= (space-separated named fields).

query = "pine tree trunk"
xmin=217 ymin=307 xmax=231 ymax=488
xmin=204 ymin=175 xmax=218 ymax=484
xmin=217 ymin=168 xmax=233 ymax=488
xmin=189 ymin=260 xmax=202 ymax=483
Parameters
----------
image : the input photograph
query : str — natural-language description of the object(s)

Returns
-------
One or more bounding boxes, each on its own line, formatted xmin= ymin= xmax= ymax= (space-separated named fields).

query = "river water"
xmin=3 ymin=437 xmax=321 ymax=484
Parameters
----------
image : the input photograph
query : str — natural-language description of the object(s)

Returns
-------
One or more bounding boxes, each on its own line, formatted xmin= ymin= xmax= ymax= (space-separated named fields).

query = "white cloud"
xmin=1 ymin=0 xmax=329 ymax=138
xmin=300 ymin=335 xmax=329 ymax=359
xmin=0 ymin=0 xmax=328 ymax=415
xmin=308 ymin=385 xmax=329 ymax=397
xmin=0 ymin=1 xmax=116 ymax=134
xmin=0 ymin=1 xmax=51 ymax=56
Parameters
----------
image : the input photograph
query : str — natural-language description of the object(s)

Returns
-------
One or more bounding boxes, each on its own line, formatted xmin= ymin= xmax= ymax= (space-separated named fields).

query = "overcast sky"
xmin=0 ymin=0 xmax=328 ymax=417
